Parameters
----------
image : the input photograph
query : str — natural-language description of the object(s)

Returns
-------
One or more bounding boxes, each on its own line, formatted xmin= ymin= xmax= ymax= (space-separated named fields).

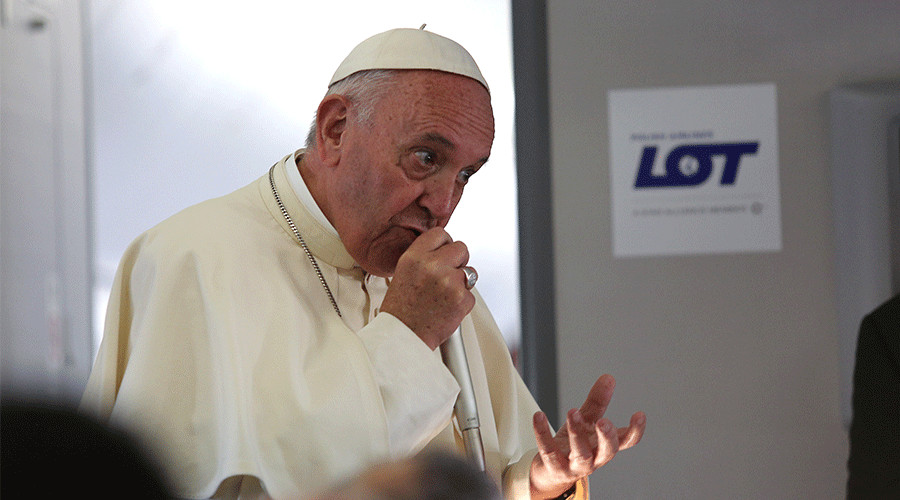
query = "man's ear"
xmin=315 ymin=94 xmax=350 ymax=168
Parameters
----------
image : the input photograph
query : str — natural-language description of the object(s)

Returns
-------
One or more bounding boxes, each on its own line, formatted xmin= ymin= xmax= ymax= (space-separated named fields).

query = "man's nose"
xmin=418 ymin=175 xmax=458 ymax=222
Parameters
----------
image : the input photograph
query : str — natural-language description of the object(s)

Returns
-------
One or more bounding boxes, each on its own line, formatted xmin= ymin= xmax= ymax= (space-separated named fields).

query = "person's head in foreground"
xmin=313 ymin=451 xmax=501 ymax=500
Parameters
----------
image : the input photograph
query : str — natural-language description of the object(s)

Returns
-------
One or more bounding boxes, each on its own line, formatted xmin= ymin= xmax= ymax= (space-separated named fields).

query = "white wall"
xmin=0 ymin=0 xmax=92 ymax=402
xmin=546 ymin=1 xmax=900 ymax=498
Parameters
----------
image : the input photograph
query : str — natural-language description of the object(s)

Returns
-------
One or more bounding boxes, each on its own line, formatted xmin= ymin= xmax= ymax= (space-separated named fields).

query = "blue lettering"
xmin=634 ymin=142 xmax=759 ymax=188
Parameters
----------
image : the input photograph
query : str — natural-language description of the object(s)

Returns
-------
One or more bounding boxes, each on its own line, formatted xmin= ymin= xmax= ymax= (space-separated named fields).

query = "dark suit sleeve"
xmin=848 ymin=294 xmax=900 ymax=499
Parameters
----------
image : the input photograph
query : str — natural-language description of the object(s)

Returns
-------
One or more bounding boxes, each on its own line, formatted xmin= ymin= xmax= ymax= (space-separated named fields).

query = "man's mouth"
xmin=396 ymin=223 xmax=426 ymax=238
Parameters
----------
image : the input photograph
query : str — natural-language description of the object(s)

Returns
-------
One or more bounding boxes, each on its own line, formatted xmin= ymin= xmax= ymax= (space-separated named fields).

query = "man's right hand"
xmin=379 ymin=228 xmax=476 ymax=350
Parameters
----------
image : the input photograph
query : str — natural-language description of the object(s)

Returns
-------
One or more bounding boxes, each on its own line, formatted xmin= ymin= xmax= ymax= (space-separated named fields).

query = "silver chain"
xmin=268 ymin=165 xmax=342 ymax=318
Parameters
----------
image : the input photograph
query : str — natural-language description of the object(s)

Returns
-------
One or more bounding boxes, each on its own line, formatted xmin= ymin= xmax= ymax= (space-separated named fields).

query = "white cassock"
xmin=80 ymin=151 xmax=587 ymax=499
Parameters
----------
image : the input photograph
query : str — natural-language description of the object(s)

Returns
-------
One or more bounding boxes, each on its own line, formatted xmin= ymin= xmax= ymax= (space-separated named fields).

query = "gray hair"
xmin=304 ymin=69 xmax=402 ymax=150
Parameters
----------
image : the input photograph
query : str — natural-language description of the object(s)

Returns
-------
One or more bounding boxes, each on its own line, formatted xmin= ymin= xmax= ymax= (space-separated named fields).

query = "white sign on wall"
xmin=607 ymin=83 xmax=782 ymax=257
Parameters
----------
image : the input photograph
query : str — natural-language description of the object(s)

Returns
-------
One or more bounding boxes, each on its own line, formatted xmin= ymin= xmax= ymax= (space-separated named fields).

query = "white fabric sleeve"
xmin=79 ymin=230 xmax=458 ymax=498
xmin=355 ymin=312 xmax=460 ymax=457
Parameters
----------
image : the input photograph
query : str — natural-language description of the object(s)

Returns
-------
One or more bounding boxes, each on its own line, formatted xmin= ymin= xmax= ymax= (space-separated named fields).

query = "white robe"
xmin=80 ymin=152 xmax=585 ymax=499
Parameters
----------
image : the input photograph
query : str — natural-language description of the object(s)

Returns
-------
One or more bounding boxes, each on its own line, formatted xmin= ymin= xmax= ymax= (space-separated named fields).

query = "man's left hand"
xmin=529 ymin=374 xmax=645 ymax=499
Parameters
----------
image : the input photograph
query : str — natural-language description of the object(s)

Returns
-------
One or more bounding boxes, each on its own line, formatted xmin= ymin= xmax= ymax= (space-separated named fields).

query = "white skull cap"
xmin=328 ymin=27 xmax=489 ymax=92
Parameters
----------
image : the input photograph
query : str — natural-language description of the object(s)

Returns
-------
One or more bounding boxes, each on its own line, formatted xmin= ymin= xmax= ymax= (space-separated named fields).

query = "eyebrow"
xmin=415 ymin=133 xmax=491 ymax=165
xmin=419 ymin=133 xmax=455 ymax=149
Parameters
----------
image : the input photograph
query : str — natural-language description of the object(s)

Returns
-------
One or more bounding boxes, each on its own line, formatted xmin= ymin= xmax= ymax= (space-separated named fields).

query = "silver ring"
xmin=462 ymin=266 xmax=478 ymax=290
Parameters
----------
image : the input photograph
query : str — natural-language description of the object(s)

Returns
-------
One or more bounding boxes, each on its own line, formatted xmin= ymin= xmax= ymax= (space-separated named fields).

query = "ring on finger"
xmin=462 ymin=266 xmax=478 ymax=290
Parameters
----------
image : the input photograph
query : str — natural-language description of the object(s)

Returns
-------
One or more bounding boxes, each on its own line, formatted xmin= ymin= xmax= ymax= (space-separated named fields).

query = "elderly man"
xmin=81 ymin=28 xmax=645 ymax=499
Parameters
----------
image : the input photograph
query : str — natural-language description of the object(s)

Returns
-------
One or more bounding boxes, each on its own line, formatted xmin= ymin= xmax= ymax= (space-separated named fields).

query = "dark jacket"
xmin=848 ymin=294 xmax=900 ymax=499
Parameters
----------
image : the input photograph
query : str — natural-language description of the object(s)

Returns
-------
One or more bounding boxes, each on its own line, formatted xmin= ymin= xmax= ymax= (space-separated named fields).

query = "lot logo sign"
xmin=607 ymin=84 xmax=781 ymax=257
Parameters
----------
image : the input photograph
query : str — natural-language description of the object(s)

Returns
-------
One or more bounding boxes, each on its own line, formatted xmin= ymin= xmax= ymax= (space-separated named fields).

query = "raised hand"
xmin=529 ymin=374 xmax=646 ymax=499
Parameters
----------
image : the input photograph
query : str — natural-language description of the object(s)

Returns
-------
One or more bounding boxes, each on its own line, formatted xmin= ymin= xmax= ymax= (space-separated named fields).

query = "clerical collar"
xmin=286 ymin=150 xmax=340 ymax=238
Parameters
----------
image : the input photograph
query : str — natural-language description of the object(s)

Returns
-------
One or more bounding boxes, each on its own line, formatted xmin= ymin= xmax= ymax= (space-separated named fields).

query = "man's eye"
xmin=457 ymin=169 xmax=474 ymax=185
xmin=414 ymin=150 xmax=436 ymax=166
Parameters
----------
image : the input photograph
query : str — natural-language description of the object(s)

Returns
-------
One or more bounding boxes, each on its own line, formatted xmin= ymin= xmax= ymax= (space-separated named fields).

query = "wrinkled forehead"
xmin=379 ymin=70 xmax=495 ymax=141
xmin=382 ymin=69 xmax=493 ymax=114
